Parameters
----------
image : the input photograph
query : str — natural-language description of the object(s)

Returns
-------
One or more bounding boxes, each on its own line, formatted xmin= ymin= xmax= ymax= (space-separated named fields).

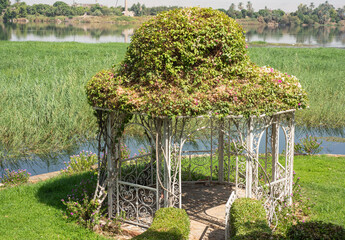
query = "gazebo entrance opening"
xmin=94 ymin=109 xmax=295 ymax=229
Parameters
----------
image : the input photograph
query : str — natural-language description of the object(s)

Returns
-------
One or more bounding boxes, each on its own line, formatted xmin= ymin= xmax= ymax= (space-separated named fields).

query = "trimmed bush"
xmin=86 ymin=7 xmax=307 ymax=117
xmin=229 ymin=198 xmax=272 ymax=239
xmin=287 ymin=221 xmax=345 ymax=240
xmin=133 ymin=207 xmax=190 ymax=240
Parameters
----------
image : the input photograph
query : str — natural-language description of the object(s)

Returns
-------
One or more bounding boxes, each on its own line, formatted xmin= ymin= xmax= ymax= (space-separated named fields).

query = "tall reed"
xmin=0 ymin=41 xmax=127 ymax=155
xmin=249 ymin=47 xmax=345 ymax=128
xmin=1 ymin=43 xmax=344 ymax=156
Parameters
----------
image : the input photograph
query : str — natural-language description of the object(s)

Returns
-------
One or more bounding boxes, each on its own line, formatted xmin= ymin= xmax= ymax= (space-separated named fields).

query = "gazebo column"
xmin=218 ymin=119 xmax=224 ymax=182
xmin=271 ymin=115 xmax=280 ymax=182
xmin=163 ymin=118 xmax=172 ymax=207
xmin=245 ymin=117 xmax=253 ymax=198
xmin=106 ymin=112 xmax=115 ymax=218
xmin=287 ymin=112 xmax=295 ymax=204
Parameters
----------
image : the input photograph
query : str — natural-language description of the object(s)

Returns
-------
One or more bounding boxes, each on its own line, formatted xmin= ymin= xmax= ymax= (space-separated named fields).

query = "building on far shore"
xmin=122 ymin=0 xmax=135 ymax=16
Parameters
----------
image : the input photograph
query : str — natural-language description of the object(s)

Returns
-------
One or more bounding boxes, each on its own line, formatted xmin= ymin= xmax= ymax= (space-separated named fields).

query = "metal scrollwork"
xmin=95 ymin=108 xmax=295 ymax=230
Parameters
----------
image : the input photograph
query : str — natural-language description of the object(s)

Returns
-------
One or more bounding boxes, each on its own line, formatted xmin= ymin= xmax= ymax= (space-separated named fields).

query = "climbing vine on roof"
xmin=86 ymin=7 xmax=308 ymax=117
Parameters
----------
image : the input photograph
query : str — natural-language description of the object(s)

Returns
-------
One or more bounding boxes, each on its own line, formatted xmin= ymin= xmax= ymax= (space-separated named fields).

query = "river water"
xmin=1 ymin=126 xmax=344 ymax=177
xmin=0 ymin=21 xmax=344 ymax=177
xmin=1 ymin=22 xmax=345 ymax=47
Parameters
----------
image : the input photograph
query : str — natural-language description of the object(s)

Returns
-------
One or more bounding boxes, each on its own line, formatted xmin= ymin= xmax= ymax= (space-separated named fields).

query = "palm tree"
xmin=238 ymin=2 xmax=243 ymax=10
xmin=246 ymin=1 xmax=253 ymax=12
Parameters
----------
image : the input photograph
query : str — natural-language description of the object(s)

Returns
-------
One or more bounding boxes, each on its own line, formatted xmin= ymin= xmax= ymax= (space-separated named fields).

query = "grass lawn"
xmin=294 ymin=155 xmax=345 ymax=227
xmin=0 ymin=155 xmax=344 ymax=239
xmin=0 ymin=173 xmax=108 ymax=240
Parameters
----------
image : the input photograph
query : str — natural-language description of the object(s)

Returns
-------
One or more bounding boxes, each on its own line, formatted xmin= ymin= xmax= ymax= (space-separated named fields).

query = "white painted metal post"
xmin=288 ymin=112 xmax=295 ymax=204
xmin=218 ymin=119 xmax=224 ymax=182
xmin=272 ymin=115 xmax=280 ymax=182
xmin=107 ymin=113 xmax=114 ymax=218
xmin=245 ymin=117 xmax=253 ymax=198
xmin=163 ymin=118 xmax=172 ymax=207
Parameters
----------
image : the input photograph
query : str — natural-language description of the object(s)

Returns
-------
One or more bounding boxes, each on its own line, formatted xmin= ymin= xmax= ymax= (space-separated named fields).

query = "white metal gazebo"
xmin=86 ymin=7 xmax=307 ymax=232
xmin=92 ymin=108 xmax=295 ymax=228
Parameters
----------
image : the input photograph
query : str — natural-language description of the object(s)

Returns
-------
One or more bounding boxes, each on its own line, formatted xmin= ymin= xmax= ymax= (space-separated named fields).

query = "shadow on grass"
xmin=36 ymin=171 xmax=95 ymax=211
xmin=287 ymin=221 xmax=345 ymax=240
xmin=132 ymin=229 xmax=184 ymax=240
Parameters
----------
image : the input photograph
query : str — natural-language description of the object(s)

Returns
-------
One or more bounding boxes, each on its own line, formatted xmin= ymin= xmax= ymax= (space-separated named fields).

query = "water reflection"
xmin=0 ymin=22 xmax=138 ymax=43
xmin=1 ymin=22 xmax=345 ymax=47
xmin=244 ymin=24 xmax=345 ymax=47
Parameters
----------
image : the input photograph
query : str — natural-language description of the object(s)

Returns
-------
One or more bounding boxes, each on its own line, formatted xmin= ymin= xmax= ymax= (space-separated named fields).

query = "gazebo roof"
xmin=86 ymin=7 xmax=307 ymax=117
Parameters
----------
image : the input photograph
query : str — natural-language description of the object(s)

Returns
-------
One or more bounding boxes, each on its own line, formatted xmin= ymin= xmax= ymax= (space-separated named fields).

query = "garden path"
xmin=182 ymin=182 xmax=244 ymax=240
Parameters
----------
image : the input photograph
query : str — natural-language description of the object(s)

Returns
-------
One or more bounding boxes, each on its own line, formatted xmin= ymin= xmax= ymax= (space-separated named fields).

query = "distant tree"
xmin=90 ymin=3 xmax=101 ymax=13
xmin=0 ymin=0 xmax=10 ymax=14
xmin=3 ymin=7 xmax=18 ymax=22
xmin=310 ymin=2 xmax=315 ymax=10
xmin=101 ymin=6 xmax=111 ymax=16
xmin=217 ymin=8 xmax=227 ymax=14
xmin=110 ymin=6 xmax=123 ymax=16
xmin=246 ymin=1 xmax=254 ymax=17
xmin=257 ymin=8 xmax=270 ymax=17
xmin=129 ymin=3 xmax=142 ymax=16
xmin=18 ymin=3 xmax=27 ymax=17
xmin=53 ymin=1 xmax=67 ymax=8
xmin=227 ymin=3 xmax=237 ymax=18
xmin=246 ymin=1 xmax=253 ymax=12
xmin=238 ymin=2 xmax=243 ymax=10
xmin=92 ymin=9 xmax=102 ymax=16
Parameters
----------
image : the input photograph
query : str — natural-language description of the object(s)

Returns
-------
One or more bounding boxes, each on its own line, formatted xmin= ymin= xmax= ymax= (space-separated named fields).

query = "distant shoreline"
xmin=1 ymin=15 xmax=344 ymax=28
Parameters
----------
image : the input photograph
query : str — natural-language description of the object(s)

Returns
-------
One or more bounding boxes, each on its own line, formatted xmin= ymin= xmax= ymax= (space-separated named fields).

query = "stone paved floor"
xmin=182 ymin=182 xmax=243 ymax=240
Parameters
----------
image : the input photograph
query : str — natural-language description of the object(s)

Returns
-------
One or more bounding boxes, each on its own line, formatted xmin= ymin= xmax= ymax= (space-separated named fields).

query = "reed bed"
xmin=0 ymin=41 xmax=127 ymax=155
xmin=248 ymin=47 xmax=345 ymax=129
xmin=1 ymin=43 xmax=344 ymax=155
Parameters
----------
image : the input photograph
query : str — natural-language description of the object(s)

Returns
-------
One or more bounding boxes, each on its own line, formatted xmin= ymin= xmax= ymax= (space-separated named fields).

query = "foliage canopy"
xmin=86 ymin=7 xmax=307 ymax=117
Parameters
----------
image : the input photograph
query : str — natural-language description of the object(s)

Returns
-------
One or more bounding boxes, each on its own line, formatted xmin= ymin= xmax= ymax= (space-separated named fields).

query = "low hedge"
xmin=287 ymin=221 xmax=345 ymax=240
xmin=229 ymin=198 xmax=272 ymax=239
xmin=133 ymin=207 xmax=190 ymax=240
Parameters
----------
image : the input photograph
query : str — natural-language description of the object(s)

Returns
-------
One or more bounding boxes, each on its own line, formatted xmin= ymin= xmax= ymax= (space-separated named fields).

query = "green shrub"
xmin=287 ymin=221 xmax=345 ymax=240
xmin=294 ymin=135 xmax=323 ymax=155
xmin=229 ymin=198 xmax=272 ymax=239
xmin=61 ymin=150 xmax=98 ymax=175
xmin=62 ymin=194 xmax=102 ymax=229
xmin=133 ymin=208 xmax=190 ymax=240
xmin=0 ymin=169 xmax=31 ymax=186
xmin=86 ymin=7 xmax=307 ymax=117
xmin=275 ymin=173 xmax=315 ymax=235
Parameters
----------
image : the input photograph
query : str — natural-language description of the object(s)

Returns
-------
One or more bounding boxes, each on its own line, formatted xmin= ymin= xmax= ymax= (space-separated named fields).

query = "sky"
xmin=21 ymin=0 xmax=344 ymax=13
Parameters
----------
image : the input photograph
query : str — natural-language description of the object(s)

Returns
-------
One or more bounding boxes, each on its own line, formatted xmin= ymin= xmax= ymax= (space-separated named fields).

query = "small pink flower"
xmin=278 ymin=80 xmax=282 ymax=83
xmin=71 ymin=212 xmax=74 ymax=215
xmin=298 ymin=103 xmax=301 ymax=106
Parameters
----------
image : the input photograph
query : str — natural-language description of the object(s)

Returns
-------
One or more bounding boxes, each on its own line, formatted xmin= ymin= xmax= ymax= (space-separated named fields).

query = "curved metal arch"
xmin=122 ymin=122 xmax=156 ymax=150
